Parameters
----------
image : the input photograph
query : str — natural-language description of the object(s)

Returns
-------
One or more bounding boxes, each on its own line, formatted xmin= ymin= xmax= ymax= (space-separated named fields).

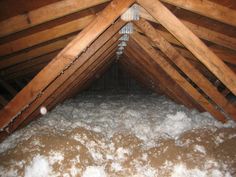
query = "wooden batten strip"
xmin=161 ymin=0 xmax=236 ymax=27
xmin=0 ymin=0 xmax=135 ymax=130
xmin=137 ymin=0 xmax=236 ymax=95
xmin=0 ymin=14 xmax=95 ymax=57
xmin=0 ymin=0 xmax=110 ymax=37
xmin=0 ymin=35 xmax=74 ymax=70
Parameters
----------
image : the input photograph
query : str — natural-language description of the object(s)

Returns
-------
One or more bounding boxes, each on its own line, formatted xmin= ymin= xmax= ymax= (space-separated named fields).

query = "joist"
xmin=0 ymin=0 xmax=110 ymax=37
xmin=125 ymin=44 xmax=202 ymax=110
xmin=160 ymin=0 xmax=236 ymax=27
xmin=0 ymin=0 xmax=135 ymax=130
xmin=135 ymin=19 xmax=236 ymax=120
xmin=131 ymin=32 xmax=227 ymax=122
xmin=0 ymin=79 xmax=18 ymax=96
xmin=0 ymin=14 xmax=95 ymax=57
xmin=139 ymin=6 xmax=236 ymax=51
xmin=137 ymin=0 xmax=236 ymax=96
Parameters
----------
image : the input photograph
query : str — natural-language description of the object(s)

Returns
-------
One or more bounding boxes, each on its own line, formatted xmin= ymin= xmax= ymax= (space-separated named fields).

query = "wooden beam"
xmin=137 ymin=0 xmax=236 ymax=95
xmin=0 ymin=0 xmax=110 ymax=37
xmin=18 ymin=41 xmax=117 ymax=130
xmin=0 ymin=14 xmax=95 ymax=57
xmin=139 ymin=6 xmax=236 ymax=51
xmin=0 ymin=0 xmax=134 ymax=130
xmin=6 ymin=24 xmax=123 ymax=134
xmin=160 ymin=0 xmax=236 ymax=27
xmin=143 ymin=27 xmax=236 ymax=66
xmin=135 ymin=19 xmax=236 ymax=120
xmin=131 ymin=32 xmax=227 ymax=122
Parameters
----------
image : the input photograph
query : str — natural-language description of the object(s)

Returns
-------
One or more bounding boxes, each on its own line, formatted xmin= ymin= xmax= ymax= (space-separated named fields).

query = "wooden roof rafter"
xmin=0 ymin=0 xmax=135 ymax=132
xmin=134 ymin=18 xmax=236 ymax=120
xmin=137 ymin=0 xmax=236 ymax=95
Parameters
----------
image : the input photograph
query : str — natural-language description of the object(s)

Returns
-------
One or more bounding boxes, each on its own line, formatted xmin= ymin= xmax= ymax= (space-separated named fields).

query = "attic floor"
xmin=0 ymin=93 xmax=235 ymax=177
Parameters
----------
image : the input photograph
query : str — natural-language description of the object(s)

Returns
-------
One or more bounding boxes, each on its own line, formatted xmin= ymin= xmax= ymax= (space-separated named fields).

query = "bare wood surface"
xmin=138 ymin=0 xmax=236 ymax=95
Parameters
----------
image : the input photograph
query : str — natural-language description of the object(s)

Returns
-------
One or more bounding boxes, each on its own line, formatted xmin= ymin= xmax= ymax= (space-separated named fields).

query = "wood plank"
xmin=0 ymin=14 xmax=95 ymax=57
xmin=139 ymin=6 xmax=236 ymax=51
xmin=0 ymin=35 xmax=74 ymax=70
xmin=131 ymin=32 xmax=227 ymax=122
xmin=138 ymin=0 xmax=236 ymax=95
xmin=160 ymin=0 xmax=236 ymax=27
xmin=0 ymin=0 xmax=134 ymax=130
xmin=1 ymin=51 xmax=58 ymax=77
xmin=141 ymin=26 xmax=236 ymax=66
xmin=135 ymin=19 xmax=236 ymax=120
xmin=0 ymin=0 xmax=109 ymax=37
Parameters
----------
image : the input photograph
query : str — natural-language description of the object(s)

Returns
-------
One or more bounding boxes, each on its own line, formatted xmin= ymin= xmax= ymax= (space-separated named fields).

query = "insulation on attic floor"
xmin=0 ymin=90 xmax=236 ymax=177
xmin=0 ymin=63 xmax=236 ymax=177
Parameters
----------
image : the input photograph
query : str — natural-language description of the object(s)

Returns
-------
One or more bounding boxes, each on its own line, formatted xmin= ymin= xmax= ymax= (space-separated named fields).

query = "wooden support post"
xmin=135 ymin=19 xmax=236 ymax=120
xmin=0 ymin=0 xmax=135 ymax=130
xmin=137 ymin=0 xmax=236 ymax=95
xmin=131 ymin=32 xmax=227 ymax=122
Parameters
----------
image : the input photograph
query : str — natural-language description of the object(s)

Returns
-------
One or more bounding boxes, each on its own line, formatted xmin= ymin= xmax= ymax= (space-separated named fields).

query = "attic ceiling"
xmin=0 ymin=0 xmax=236 ymax=141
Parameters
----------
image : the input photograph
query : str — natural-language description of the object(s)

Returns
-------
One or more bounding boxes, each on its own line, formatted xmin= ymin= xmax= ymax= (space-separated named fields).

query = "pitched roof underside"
xmin=0 ymin=0 xmax=236 ymax=141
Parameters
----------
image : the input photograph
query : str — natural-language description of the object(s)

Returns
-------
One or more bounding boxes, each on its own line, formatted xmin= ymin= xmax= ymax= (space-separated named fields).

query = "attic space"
xmin=1 ymin=0 xmax=236 ymax=176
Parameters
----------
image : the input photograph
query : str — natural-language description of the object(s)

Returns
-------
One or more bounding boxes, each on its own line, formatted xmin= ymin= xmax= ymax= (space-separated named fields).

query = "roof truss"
xmin=0 ymin=0 xmax=236 ymax=141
